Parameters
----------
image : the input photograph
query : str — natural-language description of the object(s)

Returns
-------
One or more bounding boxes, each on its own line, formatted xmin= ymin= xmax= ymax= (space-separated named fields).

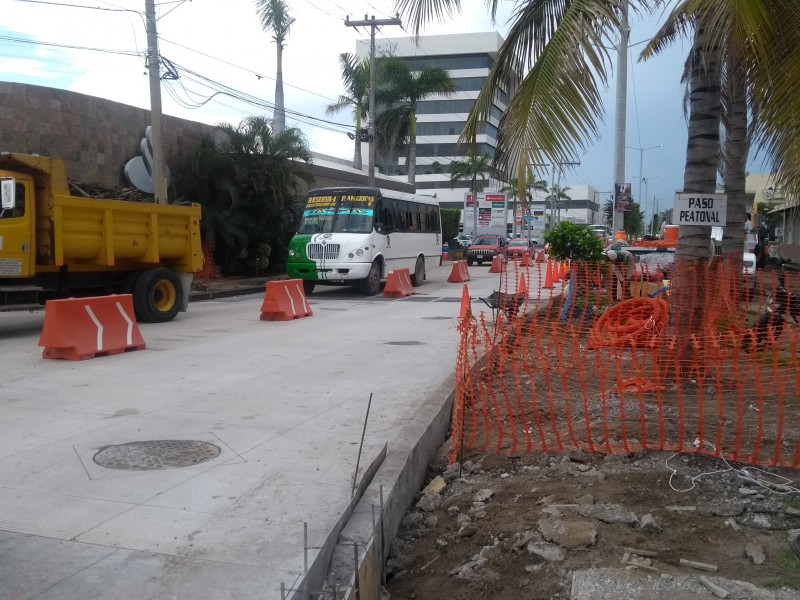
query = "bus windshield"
xmin=297 ymin=192 xmax=376 ymax=235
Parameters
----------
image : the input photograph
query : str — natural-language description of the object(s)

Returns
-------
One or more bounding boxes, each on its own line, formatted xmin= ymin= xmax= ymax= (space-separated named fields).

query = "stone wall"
xmin=0 ymin=82 xmax=217 ymax=188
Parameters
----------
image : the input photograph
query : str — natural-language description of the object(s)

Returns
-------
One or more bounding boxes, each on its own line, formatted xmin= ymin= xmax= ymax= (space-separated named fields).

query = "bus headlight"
xmin=288 ymin=249 xmax=296 ymax=257
xmin=348 ymin=249 xmax=365 ymax=259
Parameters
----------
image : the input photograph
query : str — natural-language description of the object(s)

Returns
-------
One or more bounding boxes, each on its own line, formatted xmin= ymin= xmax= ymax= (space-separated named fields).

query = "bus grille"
xmin=307 ymin=243 xmax=340 ymax=260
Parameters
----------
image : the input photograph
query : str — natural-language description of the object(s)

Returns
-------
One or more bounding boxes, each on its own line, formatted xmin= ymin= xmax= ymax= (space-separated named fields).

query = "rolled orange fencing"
xmin=39 ymin=294 xmax=145 ymax=360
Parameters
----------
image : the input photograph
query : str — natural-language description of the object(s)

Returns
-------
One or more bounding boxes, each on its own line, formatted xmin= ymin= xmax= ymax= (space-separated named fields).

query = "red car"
xmin=506 ymin=238 xmax=536 ymax=260
xmin=466 ymin=235 xmax=507 ymax=266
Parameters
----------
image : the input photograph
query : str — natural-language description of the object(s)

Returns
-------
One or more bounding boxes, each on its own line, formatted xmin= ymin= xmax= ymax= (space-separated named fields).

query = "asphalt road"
xmin=0 ymin=262 xmax=552 ymax=599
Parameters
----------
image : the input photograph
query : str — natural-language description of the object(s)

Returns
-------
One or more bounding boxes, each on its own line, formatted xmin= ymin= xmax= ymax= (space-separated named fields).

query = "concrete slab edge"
xmin=285 ymin=443 xmax=388 ymax=600
xmin=323 ymin=371 xmax=457 ymax=593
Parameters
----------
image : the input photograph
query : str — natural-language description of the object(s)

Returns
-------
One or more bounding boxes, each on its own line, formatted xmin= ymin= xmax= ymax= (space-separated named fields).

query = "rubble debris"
xmin=680 ymin=558 xmax=718 ymax=572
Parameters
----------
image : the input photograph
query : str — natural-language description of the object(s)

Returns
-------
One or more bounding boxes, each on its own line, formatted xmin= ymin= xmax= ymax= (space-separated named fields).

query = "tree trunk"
xmin=721 ymin=43 xmax=747 ymax=268
xmin=407 ymin=110 xmax=417 ymax=187
xmin=353 ymin=108 xmax=363 ymax=170
xmin=671 ymin=17 xmax=722 ymax=367
xmin=273 ymin=43 xmax=286 ymax=136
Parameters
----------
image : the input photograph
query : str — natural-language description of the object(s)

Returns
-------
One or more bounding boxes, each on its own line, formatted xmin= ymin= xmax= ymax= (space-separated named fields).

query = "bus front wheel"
xmin=303 ymin=280 xmax=316 ymax=296
xmin=411 ymin=255 xmax=425 ymax=287
xmin=360 ymin=261 xmax=381 ymax=296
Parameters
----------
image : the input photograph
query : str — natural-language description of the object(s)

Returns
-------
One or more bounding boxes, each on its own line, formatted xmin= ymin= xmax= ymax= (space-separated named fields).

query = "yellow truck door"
xmin=0 ymin=177 xmax=34 ymax=278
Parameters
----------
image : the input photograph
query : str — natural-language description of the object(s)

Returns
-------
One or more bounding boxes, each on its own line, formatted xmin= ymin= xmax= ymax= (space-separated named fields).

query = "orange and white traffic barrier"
xmin=39 ymin=294 xmax=145 ymax=361
xmin=260 ymin=279 xmax=312 ymax=321
xmin=447 ymin=260 xmax=471 ymax=283
xmin=488 ymin=255 xmax=506 ymax=273
xmin=535 ymin=251 xmax=547 ymax=263
xmin=384 ymin=268 xmax=416 ymax=298
xmin=520 ymin=253 xmax=532 ymax=267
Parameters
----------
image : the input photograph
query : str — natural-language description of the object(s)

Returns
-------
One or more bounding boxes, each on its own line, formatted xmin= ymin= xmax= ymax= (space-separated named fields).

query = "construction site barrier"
xmin=39 ymin=294 xmax=145 ymax=360
xmin=452 ymin=258 xmax=800 ymax=469
xmin=383 ymin=268 xmax=415 ymax=298
xmin=260 ymin=279 xmax=313 ymax=321
xmin=489 ymin=255 xmax=506 ymax=273
xmin=447 ymin=260 xmax=471 ymax=283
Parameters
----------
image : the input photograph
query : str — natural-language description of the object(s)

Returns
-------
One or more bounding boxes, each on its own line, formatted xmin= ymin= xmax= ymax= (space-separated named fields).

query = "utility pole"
xmin=145 ymin=0 xmax=167 ymax=204
xmin=345 ymin=14 xmax=402 ymax=188
xmin=612 ymin=0 xmax=630 ymax=233
xmin=552 ymin=160 xmax=580 ymax=225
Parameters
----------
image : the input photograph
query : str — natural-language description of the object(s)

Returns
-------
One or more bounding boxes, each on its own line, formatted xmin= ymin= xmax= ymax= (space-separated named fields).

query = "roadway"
xmin=0 ymin=261 xmax=552 ymax=599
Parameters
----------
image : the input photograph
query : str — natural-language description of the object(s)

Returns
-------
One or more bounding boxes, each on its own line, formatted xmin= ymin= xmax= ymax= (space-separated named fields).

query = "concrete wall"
xmin=0 ymin=82 xmax=216 ymax=187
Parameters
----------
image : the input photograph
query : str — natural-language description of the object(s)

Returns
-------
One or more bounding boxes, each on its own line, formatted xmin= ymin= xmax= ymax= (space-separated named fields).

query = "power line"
xmin=0 ymin=34 xmax=141 ymax=56
xmin=159 ymin=37 xmax=340 ymax=104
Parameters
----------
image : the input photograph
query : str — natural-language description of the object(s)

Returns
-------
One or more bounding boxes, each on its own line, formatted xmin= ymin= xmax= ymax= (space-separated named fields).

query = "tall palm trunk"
xmin=721 ymin=44 xmax=748 ymax=267
xmin=353 ymin=111 xmax=363 ymax=170
xmin=274 ymin=43 xmax=286 ymax=135
xmin=672 ymin=18 xmax=722 ymax=356
xmin=407 ymin=110 xmax=417 ymax=187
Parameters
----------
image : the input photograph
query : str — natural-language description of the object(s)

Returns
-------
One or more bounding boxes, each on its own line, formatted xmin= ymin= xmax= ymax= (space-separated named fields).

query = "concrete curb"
xmin=322 ymin=372 xmax=457 ymax=597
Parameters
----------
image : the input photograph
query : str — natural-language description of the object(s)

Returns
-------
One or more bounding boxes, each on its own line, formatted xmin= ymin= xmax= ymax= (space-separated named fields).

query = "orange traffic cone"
xmin=542 ymin=259 xmax=554 ymax=290
xmin=559 ymin=260 xmax=568 ymax=280
xmin=459 ymin=283 xmax=471 ymax=318
xmin=552 ymin=259 xmax=562 ymax=283
xmin=518 ymin=273 xmax=528 ymax=297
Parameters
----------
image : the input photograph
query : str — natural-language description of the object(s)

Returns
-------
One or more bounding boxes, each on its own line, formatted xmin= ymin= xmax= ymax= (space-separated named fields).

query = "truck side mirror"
xmin=0 ymin=179 xmax=14 ymax=210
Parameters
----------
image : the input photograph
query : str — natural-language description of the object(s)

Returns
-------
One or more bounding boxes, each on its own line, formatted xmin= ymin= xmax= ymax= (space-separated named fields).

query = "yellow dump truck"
xmin=0 ymin=153 xmax=202 ymax=322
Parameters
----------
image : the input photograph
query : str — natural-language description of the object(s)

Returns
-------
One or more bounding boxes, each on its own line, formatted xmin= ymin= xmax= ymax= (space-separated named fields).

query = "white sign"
xmin=464 ymin=192 xmax=507 ymax=231
xmin=673 ymin=193 xmax=727 ymax=226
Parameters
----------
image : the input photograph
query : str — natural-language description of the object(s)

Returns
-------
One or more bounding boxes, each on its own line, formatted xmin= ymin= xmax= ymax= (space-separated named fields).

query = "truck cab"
xmin=0 ymin=176 xmax=34 ymax=278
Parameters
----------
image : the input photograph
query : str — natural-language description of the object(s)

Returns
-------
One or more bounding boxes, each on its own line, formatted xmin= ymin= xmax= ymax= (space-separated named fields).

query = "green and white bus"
xmin=287 ymin=187 xmax=442 ymax=296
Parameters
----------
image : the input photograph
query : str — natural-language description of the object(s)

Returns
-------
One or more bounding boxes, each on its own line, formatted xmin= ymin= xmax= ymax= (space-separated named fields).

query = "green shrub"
xmin=544 ymin=222 xmax=604 ymax=262
xmin=441 ymin=208 xmax=461 ymax=247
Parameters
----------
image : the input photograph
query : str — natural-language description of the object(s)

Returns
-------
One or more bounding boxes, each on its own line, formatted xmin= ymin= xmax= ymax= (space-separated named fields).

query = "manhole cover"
xmin=93 ymin=440 xmax=221 ymax=471
xmin=385 ymin=341 xmax=425 ymax=346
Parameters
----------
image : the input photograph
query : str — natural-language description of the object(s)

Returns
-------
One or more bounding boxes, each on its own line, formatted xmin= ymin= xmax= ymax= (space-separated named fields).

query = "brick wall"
xmin=0 ymin=82 xmax=217 ymax=187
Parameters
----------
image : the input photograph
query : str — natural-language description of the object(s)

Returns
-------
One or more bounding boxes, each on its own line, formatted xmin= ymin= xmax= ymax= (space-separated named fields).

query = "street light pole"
xmin=145 ymin=0 xmax=167 ymax=204
xmin=612 ymin=0 xmax=630 ymax=235
xmin=627 ymin=144 xmax=662 ymax=207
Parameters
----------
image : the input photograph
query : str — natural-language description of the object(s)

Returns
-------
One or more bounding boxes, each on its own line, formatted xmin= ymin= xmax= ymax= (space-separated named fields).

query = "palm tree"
xmin=256 ymin=0 xmax=294 ymax=136
xmin=186 ymin=116 xmax=313 ymax=273
xmin=376 ymin=56 xmax=455 ymax=186
xmin=501 ymin=170 xmax=547 ymax=236
xmin=449 ymin=152 xmax=491 ymax=237
xmin=547 ymin=184 xmax=572 ymax=226
xmin=326 ymin=53 xmax=370 ymax=170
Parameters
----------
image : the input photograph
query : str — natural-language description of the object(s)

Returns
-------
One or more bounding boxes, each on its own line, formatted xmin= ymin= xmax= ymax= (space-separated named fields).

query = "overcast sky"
xmin=1 ymin=0 xmax=766 ymax=220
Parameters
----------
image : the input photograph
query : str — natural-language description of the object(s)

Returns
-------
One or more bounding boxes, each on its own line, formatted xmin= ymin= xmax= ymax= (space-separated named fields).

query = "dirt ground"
xmin=384 ymin=440 xmax=800 ymax=600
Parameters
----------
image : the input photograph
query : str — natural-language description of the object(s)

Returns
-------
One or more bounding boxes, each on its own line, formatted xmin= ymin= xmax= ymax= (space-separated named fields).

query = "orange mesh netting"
xmin=452 ymin=258 xmax=800 ymax=467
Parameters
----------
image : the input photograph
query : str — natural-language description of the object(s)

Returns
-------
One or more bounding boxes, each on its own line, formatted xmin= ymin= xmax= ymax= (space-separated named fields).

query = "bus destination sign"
xmin=673 ymin=193 xmax=727 ymax=226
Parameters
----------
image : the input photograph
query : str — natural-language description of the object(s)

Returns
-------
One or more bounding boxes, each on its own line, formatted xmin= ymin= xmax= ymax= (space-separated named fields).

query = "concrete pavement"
xmin=0 ymin=261 xmax=556 ymax=599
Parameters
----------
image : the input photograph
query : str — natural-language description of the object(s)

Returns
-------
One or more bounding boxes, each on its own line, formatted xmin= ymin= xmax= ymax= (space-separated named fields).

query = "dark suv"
xmin=465 ymin=235 xmax=507 ymax=266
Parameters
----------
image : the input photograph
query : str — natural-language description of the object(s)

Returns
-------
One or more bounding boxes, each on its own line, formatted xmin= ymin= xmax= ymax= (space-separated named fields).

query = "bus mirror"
xmin=0 ymin=179 xmax=14 ymax=210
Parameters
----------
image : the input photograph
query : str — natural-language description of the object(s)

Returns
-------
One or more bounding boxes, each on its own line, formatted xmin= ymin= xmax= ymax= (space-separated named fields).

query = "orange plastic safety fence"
xmin=453 ymin=258 xmax=800 ymax=468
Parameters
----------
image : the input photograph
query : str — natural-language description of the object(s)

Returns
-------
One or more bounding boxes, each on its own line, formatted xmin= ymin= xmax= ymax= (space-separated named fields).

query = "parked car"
xmin=456 ymin=233 xmax=473 ymax=247
xmin=589 ymin=225 xmax=609 ymax=244
xmin=466 ymin=235 xmax=508 ymax=266
xmin=506 ymin=238 xmax=537 ymax=260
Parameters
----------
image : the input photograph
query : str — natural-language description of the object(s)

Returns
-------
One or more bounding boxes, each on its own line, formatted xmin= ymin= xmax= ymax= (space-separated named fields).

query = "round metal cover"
xmin=93 ymin=440 xmax=221 ymax=471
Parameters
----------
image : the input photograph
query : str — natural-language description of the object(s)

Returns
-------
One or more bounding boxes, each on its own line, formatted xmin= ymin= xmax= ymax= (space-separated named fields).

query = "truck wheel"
xmin=134 ymin=267 xmax=183 ymax=323
xmin=303 ymin=280 xmax=316 ymax=296
xmin=411 ymin=255 xmax=425 ymax=287
xmin=359 ymin=260 xmax=381 ymax=296
xmin=467 ymin=258 xmax=474 ymax=266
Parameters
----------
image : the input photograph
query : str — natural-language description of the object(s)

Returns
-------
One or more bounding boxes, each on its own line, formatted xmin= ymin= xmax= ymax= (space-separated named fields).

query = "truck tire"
xmin=303 ymin=280 xmax=316 ymax=296
xmin=134 ymin=267 xmax=183 ymax=323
